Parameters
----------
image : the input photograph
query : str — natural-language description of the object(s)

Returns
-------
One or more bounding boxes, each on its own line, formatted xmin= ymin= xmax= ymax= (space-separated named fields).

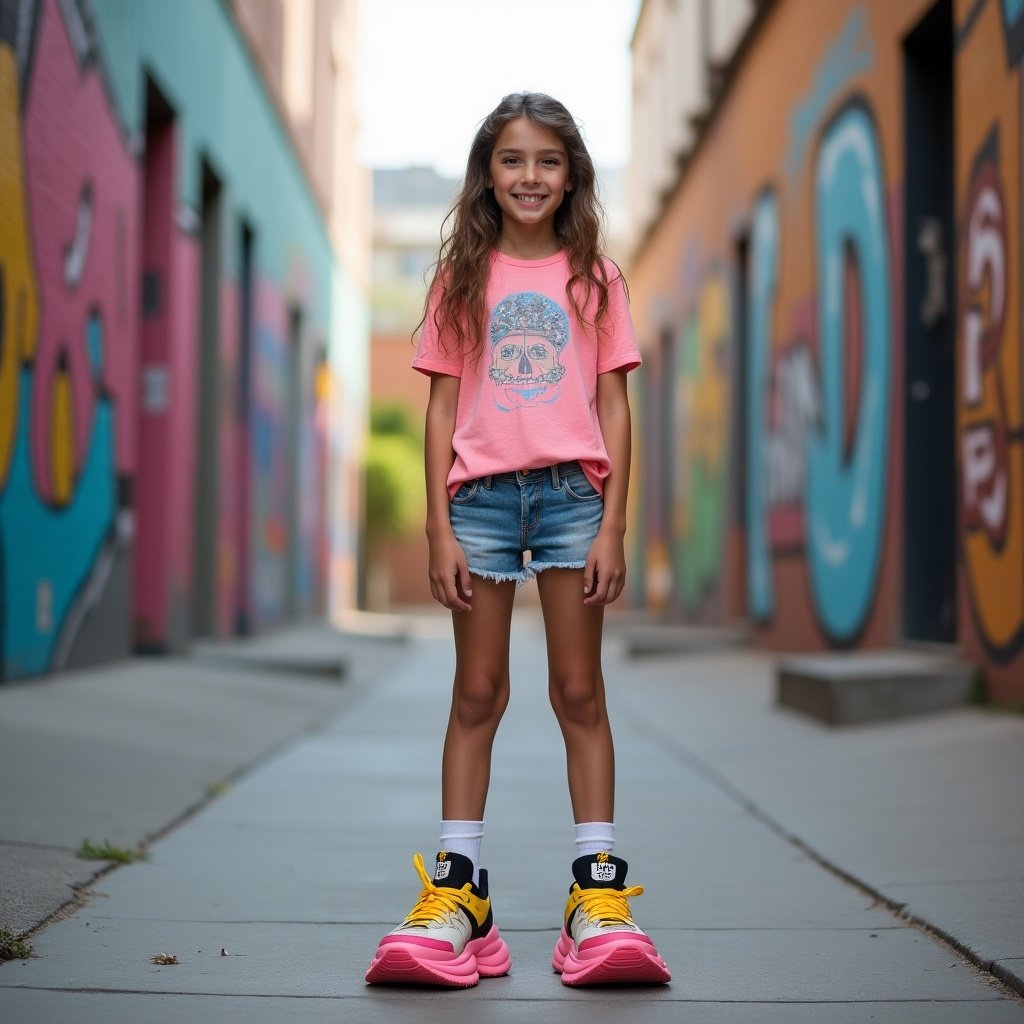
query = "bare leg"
xmin=536 ymin=568 xmax=614 ymax=823
xmin=440 ymin=577 xmax=517 ymax=821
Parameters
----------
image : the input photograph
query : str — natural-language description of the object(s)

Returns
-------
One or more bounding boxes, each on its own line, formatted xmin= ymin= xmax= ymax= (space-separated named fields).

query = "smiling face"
xmin=487 ymin=117 xmax=570 ymax=236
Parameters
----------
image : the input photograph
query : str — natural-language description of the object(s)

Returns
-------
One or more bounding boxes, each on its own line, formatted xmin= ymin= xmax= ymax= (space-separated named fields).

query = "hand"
xmin=583 ymin=529 xmax=626 ymax=605
xmin=428 ymin=531 xmax=473 ymax=611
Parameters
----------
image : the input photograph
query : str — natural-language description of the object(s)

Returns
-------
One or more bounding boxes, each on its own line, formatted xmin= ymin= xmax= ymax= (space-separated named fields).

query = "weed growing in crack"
xmin=0 ymin=929 xmax=34 ymax=962
xmin=78 ymin=839 xmax=149 ymax=864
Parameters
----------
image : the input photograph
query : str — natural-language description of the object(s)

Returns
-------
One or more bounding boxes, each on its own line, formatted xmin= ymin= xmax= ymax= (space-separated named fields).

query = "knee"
xmin=550 ymin=672 xmax=605 ymax=729
xmin=452 ymin=671 xmax=509 ymax=730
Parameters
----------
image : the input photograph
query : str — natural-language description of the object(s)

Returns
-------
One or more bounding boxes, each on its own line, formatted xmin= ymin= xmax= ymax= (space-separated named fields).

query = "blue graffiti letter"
xmin=746 ymin=190 xmax=778 ymax=620
xmin=809 ymin=103 xmax=891 ymax=641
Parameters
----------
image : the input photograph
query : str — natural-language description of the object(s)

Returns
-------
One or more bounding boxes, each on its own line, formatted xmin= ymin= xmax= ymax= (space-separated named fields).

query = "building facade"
xmin=0 ymin=0 xmax=368 ymax=680
xmin=628 ymin=0 xmax=1024 ymax=703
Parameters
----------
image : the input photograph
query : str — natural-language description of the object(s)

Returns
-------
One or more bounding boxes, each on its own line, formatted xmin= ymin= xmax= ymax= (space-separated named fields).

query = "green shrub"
xmin=370 ymin=401 xmax=419 ymax=439
xmin=364 ymin=426 xmax=423 ymax=550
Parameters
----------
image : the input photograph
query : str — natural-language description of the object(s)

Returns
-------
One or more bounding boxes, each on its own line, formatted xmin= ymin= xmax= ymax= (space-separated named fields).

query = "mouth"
xmin=512 ymin=193 xmax=547 ymax=204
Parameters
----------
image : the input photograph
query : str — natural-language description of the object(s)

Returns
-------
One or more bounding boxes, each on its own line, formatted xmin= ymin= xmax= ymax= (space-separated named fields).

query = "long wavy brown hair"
xmin=418 ymin=92 xmax=617 ymax=359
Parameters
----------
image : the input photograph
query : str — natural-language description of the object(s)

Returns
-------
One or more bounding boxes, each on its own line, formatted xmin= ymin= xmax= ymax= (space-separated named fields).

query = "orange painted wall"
xmin=369 ymin=330 xmax=433 ymax=607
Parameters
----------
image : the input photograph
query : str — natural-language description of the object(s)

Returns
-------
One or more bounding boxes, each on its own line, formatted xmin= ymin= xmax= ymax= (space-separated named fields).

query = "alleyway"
xmin=1 ymin=613 xmax=1022 ymax=1021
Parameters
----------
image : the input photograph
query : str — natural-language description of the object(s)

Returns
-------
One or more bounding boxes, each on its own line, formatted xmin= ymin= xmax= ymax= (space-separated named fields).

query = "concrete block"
xmin=777 ymin=651 xmax=977 ymax=726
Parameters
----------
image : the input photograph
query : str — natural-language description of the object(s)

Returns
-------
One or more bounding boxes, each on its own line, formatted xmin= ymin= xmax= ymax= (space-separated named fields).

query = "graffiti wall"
xmin=0 ymin=0 xmax=138 ymax=677
xmin=0 ymin=0 xmax=345 ymax=680
xmin=250 ymin=276 xmax=324 ymax=629
xmin=629 ymin=0 xmax=1024 ymax=701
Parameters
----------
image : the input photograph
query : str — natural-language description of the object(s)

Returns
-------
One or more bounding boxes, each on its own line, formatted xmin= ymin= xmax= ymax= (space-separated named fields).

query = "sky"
xmin=355 ymin=0 xmax=642 ymax=178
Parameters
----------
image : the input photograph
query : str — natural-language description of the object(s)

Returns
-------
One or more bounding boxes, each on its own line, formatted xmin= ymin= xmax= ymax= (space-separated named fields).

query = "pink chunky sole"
xmin=365 ymin=924 xmax=511 ymax=987
xmin=552 ymin=928 xmax=671 ymax=986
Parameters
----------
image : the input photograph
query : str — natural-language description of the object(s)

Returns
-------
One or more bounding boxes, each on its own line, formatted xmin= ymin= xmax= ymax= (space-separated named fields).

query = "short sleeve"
xmin=597 ymin=262 xmax=642 ymax=374
xmin=411 ymin=282 xmax=463 ymax=377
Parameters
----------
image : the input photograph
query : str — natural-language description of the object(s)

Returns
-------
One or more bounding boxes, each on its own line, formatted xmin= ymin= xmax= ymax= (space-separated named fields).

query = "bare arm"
xmin=424 ymin=372 xmax=473 ymax=611
xmin=584 ymin=368 xmax=632 ymax=605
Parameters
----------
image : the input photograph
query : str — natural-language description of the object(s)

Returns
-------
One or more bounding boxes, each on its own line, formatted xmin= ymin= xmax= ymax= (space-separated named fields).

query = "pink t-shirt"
xmin=412 ymin=250 xmax=641 ymax=498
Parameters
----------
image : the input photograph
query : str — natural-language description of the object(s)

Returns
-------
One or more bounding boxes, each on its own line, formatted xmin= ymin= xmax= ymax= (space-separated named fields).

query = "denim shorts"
xmin=449 ymin=461 xmax=604 ymax=585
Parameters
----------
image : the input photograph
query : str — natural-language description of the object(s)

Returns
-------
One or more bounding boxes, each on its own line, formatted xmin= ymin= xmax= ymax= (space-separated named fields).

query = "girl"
xmin=365 ymin=93 xmax=671 ymax=989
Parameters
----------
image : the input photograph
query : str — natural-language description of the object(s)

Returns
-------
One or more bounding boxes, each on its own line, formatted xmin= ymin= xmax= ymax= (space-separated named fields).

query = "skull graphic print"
xmin=488 ymin=292 xmax=569 ymax=410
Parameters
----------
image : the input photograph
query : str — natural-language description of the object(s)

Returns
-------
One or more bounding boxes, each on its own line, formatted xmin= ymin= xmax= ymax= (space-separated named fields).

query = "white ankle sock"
xmin=439 ymin=820 xmax=484 ymax=886
xmin=574 ymin=821 xmax=616 ymax=858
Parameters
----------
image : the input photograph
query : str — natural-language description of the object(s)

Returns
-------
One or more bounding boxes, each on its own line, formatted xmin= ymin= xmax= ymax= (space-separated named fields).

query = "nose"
xmin=518 ymin=351 xmax=532 ymax=375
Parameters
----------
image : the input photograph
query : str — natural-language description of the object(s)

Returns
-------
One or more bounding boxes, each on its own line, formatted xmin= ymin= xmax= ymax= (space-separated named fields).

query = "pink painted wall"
xmin=134 ymin=110 xmax=200 ymax=649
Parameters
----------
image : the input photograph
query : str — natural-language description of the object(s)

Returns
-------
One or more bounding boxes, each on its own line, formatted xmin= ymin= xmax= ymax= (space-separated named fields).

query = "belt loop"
xmin=551 ymin=463 xmax=561 ymax=489
xmin=483 ymin=475 xmax=493 ymax=490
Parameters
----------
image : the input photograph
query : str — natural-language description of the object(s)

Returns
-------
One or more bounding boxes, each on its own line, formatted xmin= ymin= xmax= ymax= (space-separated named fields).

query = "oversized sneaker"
xmin=365 ymin=851 xmax=511 ymax=987
xmin=552 ymin=852 xmax=671 ymax=986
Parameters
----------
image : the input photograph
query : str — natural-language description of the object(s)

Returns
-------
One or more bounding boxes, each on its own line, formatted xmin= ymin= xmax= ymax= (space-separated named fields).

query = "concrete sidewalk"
xmin=1 ymin=610 xmax=1022 ymax=1022
xmin=0 ymin=617 xmax=415 ymax=936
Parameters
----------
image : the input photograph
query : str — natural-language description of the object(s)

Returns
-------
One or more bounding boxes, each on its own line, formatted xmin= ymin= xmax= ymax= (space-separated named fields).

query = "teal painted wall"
xmin=92 ymin=0 xmax=333 ymax=305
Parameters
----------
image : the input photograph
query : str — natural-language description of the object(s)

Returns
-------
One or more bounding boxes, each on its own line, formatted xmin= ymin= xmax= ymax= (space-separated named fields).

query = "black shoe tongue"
xmin=572 ymin=852 xmax=628 ymax=889
xmin=432 ymin=851 xmax=474 ymax=889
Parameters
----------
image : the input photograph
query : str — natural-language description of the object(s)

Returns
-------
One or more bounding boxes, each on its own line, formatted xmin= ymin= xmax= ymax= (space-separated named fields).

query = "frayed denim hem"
xmin=468 ymin=567 xmax=528 ymax=586
xmin=468 ymin=560 xmax=586 ymax=588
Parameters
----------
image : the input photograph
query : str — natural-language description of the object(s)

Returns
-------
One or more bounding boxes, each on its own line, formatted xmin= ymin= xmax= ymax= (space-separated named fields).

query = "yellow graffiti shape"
xmin=675 ymin=271 xmax=731 ymax=606
xmin=696 ymin=273 xmax=729 ymax=468
xmin=678 ymin=274 xmax=730 ymax=506
xmin=51 ymin=365 xmax=73 ymax=505
xmin=0 ymin=45 xmax=41 ymax=487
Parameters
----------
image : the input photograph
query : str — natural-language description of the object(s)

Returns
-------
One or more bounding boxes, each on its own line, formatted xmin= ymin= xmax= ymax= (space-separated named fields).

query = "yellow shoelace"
xmin=574 ymin=884 xmax=645 ymax=926
xmin=401 ymin=852 xmax=470 ymax=927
